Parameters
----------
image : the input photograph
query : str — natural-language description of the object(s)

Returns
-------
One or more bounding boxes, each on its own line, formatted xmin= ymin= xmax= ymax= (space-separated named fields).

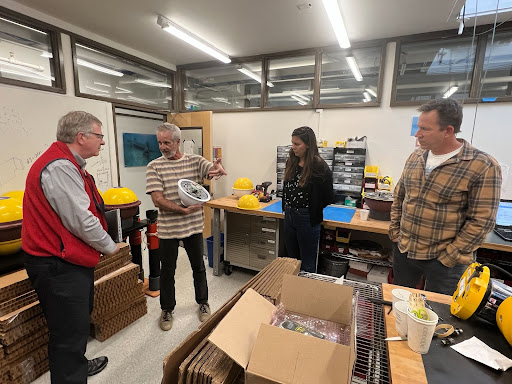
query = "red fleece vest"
xmin=22 ymin=141 xmax=107 ymax=267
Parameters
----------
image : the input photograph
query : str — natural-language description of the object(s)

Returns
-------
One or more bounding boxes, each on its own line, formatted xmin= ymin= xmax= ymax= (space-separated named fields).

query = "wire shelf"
xmin=298 ymin=272 xmax=390 ymax=384
xmin=322 ymin=251 xmax=392 ymax=268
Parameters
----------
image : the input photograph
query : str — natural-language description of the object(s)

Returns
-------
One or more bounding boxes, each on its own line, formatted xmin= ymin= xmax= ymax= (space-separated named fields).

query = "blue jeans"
xmin=284 ymin=207 xmax=321 ymax=273
xmin=392 ymin=242 xmax=469 ymax=295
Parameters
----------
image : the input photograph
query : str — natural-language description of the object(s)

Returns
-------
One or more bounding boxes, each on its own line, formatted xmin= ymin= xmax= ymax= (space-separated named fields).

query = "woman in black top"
xmin=283 ymin=126 xmax=333 ymax=272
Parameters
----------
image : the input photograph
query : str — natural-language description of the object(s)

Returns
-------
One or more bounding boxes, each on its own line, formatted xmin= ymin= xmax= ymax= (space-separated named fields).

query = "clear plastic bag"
xmin=270 ymin=303 xmax=352 ymax=345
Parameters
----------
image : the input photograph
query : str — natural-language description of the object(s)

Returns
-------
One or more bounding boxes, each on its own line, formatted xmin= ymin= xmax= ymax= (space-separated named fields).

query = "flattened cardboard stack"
xmin=0 ymin=270 xmax=49 ymax=384
xmin=91 ymin=244 xmax=147 ymax=342
xmin=163 ymin=257 xmax=301 ymax=384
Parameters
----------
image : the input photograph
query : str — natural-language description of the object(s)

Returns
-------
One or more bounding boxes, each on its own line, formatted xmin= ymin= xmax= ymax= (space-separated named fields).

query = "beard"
xmin=162 ymin=149 xmax=177 ymax=159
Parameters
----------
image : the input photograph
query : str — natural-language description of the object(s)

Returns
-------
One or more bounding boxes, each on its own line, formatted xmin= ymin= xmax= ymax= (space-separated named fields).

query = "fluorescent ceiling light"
xmin=0 ymin=55 xmax=44 ymax=72
xmin=345 ymin=56 xmax=363 ymax=81
xmin=0 ymin=66 xmax=54 ymax=81
xmin=135 ymin=78 xmax=172 ymax=88
xmin=212 ymin=97 xmax=230 ymax=104
xmin=365 ymin=88 xmax=377 ymax=98
xmin=321 ymin=0 xmax=351 ymax=49
xmin=292 ymin=92 xmax=310 ymax=102
xmin=0 ymin=17 xmax=47 ymax=35
xmin=94 ymin=81 xmax=111 ymax=88
xmin=127 ymin=95 xmax=157 ymax=105
xmin=291 ymin=95 xmax=307 ymax=105
xmin=115 ymin=87 xmax=132 ymax=94
xmin=77 ymin=59 xmax=123 ymax=77
xmin=237 ymin=66 xmax=274 ymax=87
xmin=363 ymin=91 xmax=372 ymax=102
xmin=86 ymin=85 xmax=109 ymax=93
xmin=443 ymin=86 xmax=459 ymax=98
xmin=157 ymin=15 xmax=231 ymax=64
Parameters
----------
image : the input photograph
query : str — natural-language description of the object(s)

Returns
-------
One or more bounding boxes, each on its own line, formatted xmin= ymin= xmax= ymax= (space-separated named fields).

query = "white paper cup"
xmin=394 ymin=301 xmax=409 ymax=337
xmin=407 ymin=308 xmax=438 ymax=354
xmin=391 ymin=288 xmax=412 ymax=308
xmin=359 ymin=209 xmax=370 ymax=220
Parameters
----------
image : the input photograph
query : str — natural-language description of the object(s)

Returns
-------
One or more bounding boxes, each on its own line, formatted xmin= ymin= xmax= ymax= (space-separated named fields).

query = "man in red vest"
xmin=22 ymin=111 xmax=120 ymax=384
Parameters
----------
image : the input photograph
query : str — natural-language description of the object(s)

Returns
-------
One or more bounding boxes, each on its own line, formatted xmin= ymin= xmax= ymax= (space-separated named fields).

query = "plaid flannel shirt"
xmin=389 ymin=139 xmax=501 ymax=267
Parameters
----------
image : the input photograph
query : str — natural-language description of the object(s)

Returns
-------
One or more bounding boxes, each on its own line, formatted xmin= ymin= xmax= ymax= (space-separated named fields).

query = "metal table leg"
xmin=212 ymin=207 xmax=224 ymax=276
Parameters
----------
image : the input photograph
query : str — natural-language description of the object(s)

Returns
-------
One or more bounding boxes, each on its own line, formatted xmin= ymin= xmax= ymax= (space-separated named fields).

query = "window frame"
xmin=0 ymin=6 xmax=66 ymax=94
xmin=178 ymin=41 xmax=387 ymax=113
xmin=317 ymin=40 xmax=387 ymax=109
xmin=71 ymin=35 xmax=176 ymax=111
xmin=390 ymin=22 xmax=512 ymax=106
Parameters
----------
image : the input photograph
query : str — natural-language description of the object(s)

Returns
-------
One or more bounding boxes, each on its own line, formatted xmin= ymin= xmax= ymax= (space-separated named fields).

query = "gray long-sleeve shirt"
xmin=40 ymin=151 xmax=117 ymax=255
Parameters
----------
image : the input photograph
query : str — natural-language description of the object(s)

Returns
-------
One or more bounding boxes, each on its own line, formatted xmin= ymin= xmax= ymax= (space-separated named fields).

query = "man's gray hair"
xmin=57 ymin=111 xmax=102 ymax=143
xmin=157 ymin=123 xmax=181 ymax=141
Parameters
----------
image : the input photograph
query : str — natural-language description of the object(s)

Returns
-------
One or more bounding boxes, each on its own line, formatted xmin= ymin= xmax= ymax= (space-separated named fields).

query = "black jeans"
xmin=392 ymin=243 xmax=468 ymax=295
xmin=24 ymin=254 xmax=94 ymax=384
xmin=284 ymin=206 xmax=321 ymax=273
xmin=159 ymin=233 xmax=208 ymax=311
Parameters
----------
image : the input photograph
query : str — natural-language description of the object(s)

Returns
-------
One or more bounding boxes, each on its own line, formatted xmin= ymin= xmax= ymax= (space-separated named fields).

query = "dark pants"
xmin=159 ymin=233 xmax=208 ymax=311
xmin=392 ymin=243 xmax=468 ymax=295
xmin=284 ymin=207 xmax=321 ymax=273
xmin=24 ymin=254 xmax=93 ymax=384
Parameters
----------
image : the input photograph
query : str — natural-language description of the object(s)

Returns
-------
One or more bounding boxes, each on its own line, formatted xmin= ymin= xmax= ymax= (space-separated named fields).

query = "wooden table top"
xmin=382 ymin=283 xmax=452 ymax=384
xmin=206 ymin=196 xmax=390 ymax=234
xmin=206 ymin=196 xmax=512 ymax=251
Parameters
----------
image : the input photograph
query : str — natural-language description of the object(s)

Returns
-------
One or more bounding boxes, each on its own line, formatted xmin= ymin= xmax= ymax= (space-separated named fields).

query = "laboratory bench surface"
xmin=206 ymin=196 xmax=512 ymax=276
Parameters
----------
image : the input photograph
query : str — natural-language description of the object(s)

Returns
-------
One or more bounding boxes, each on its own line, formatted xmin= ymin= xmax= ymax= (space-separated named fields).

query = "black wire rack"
xmin=298 ymin=272 xmax=391 ymax=384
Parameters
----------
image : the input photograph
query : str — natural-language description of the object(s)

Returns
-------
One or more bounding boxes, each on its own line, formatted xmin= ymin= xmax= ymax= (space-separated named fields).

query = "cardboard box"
xmin=209 ymin=275 xmax=356 ymax=384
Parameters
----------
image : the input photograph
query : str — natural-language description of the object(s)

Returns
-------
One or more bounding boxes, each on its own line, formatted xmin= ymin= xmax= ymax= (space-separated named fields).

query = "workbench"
xmin=206 ymin=196 xmax=512 ymax=276
xmin=382 ymin=283 xmax=451 ymax=384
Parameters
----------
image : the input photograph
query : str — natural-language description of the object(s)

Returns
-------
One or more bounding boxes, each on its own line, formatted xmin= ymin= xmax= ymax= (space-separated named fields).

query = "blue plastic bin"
xmin=206 ymin=233 xmax=224 ymax=268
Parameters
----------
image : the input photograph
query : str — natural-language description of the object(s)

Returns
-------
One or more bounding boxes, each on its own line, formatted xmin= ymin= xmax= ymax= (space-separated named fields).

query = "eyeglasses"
xmin=87 ymin=132 xmax=104 ymax=140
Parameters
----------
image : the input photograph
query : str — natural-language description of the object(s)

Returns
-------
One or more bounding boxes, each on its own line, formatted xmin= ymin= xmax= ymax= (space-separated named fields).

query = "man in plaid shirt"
xmin=389 ymin=99 xmax=501 ymax=295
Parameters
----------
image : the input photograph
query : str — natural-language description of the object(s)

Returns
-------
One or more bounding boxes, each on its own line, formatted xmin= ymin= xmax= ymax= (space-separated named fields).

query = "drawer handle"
xmin=268 ymin=240 xmax=275 ymax=244
xmin=262 ymin=228 xmax=276 ymax=233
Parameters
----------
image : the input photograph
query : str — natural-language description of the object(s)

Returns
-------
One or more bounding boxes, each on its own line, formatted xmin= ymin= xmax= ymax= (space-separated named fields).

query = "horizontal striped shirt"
xmin=146 ymin=154 xmax=212 ymax=239
xmin=389 ymin=139 xmax=502 ymax=267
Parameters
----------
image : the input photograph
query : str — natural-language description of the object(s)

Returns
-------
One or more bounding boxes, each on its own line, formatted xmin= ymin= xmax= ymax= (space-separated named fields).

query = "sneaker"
xmin=160 ymin=310 xmax=173 ymax=331
xmin=87 ymin=356 xmax=108 ymax=376
xmin=198 ymin=303 xmax=211 ymax=322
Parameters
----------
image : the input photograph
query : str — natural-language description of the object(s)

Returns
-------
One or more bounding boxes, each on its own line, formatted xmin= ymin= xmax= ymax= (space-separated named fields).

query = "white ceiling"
xmin=8 ymin=0 xmax=502 ymax=67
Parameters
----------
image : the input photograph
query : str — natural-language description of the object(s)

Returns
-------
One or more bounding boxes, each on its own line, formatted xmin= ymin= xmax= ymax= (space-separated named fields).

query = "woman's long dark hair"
xmin=284 ymin=126 xmax=323 ymax=187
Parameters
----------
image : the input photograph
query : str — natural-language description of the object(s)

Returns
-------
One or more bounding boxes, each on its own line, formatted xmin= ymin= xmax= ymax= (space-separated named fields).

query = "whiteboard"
xmin=0 ymin=85 xmax=115 ymax=194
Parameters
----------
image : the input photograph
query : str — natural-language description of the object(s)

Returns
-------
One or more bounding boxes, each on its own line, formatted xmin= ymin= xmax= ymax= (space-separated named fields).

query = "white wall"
xmin=212 ymin=42 xmax=512 ymax=200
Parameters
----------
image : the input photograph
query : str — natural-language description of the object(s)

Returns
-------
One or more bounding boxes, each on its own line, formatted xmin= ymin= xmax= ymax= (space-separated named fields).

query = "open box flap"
xmin=208 ymin=288 xmax=275 ymax=369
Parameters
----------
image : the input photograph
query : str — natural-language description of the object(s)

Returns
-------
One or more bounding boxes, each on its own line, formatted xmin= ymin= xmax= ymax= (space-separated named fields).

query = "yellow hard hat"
xmin=1 ymin=190 xmax=24 ymax=204
xmin=0 ymin=196 xmax=23 ymax=255
xmin=0 ymin=196 xmax=23 ymax=224
xmin=0 ymin=238 xmax=22 ymax=256
xmin=233 ymin=178 xmax=254 ymax=190
xmin=497 ymin=297 xmax=512 ymax=347
xmin=103 ymin=187 xmax=139 ymax=206
xmin=237 ymin=194 xmax=260 ymax=210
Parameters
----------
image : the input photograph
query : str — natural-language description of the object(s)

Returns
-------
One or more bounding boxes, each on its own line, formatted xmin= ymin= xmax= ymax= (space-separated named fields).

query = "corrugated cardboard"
xmin=208 ymin=275 xmax=356 ymax=384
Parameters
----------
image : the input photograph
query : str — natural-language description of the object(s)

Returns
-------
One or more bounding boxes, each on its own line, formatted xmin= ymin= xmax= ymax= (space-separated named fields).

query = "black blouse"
xmin=283 ymin=166 xmax=310 ymax=208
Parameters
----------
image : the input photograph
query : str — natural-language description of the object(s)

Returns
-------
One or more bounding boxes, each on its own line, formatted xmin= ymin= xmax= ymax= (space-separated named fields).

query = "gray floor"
xmin=32 ymin=248 xmax=255 ymax=384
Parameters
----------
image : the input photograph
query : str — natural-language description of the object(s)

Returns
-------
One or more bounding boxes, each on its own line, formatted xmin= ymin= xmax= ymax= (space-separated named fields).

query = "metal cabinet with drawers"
xmin=224 ymin=212 xmax=286 ymax=271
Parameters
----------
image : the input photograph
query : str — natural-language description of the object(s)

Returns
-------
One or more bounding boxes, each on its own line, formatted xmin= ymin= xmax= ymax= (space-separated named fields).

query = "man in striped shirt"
xmin=146 ymin=123 xmax=227 ymax=331
xmin=389 ymin=99 xmax=501 ymax=295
